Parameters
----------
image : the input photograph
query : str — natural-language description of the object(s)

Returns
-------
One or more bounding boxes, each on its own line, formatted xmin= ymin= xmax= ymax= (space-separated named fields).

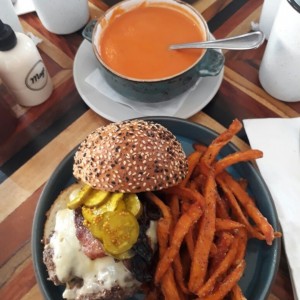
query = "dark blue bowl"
xmin=97 ymin=48 xmax=224 ymax=102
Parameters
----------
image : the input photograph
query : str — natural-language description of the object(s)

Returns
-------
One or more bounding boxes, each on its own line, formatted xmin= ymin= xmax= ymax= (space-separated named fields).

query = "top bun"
xmin=73 ymin=119 xmax=188 ymax=193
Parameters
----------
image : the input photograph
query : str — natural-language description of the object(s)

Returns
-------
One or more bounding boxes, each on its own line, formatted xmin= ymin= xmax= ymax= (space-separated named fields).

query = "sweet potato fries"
xmin=144 ymin=119 xmax=280 ymax=300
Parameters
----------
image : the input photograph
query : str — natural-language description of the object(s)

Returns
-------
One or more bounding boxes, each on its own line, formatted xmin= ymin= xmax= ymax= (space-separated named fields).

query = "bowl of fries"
xmin=32 ymin=116 xmax=281 ymax=300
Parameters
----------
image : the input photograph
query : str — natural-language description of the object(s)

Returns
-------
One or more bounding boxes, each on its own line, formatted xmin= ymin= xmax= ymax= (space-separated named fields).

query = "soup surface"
xmin=100 ymin=4 xmax=205 ymax=80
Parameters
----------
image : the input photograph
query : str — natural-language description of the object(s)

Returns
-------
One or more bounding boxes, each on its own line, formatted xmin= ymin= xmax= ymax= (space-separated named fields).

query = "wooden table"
xmin=0 ymin=0 xmax=297 ymax=299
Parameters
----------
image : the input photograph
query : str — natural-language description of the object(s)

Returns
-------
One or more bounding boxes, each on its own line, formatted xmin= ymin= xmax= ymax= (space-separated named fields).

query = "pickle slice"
xmin=82 ymin=193 xmax=124 ymax=223
xmin=101 ymin=211 xmax=139 ymax=255
xmin=89 ymin=220 xmax=104 ymax=240
xmin=84 ymin=190 xmax=110 ymax=207
xmin=116 ymin=199 xmax=126 ymax=211
xmin=98 ymin=193 xmax=124 ymax=214
xmin=124 ymin=193 xmax=142 ymax=217
xmin=82 ymin=206 xmax=103 ymax=224
xmin=69 ymin=188 xmax=81 ymax=202
xmin=88 ymin=211 xmax=111 ymax=238
xmin=68 ymin=185 xmax=91 ymax=209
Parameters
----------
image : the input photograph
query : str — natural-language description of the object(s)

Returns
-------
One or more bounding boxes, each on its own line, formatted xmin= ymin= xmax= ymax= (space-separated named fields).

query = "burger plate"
xmin=32 ymin=116 xmax=280 ymax=300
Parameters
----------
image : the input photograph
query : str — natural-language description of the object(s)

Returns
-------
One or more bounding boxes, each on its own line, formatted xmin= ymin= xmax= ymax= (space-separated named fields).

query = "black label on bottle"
xmin=25 ymin=60 xmax=48 ymax=91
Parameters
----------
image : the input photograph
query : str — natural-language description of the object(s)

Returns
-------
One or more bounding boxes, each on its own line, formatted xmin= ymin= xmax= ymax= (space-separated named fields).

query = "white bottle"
xmin=259 ymin=0 xmax=300 ymax=102
xmin=259 ymin=0 xmax=282 ymax=39
xmin=0 ymin=20 xmax=53 ymax=107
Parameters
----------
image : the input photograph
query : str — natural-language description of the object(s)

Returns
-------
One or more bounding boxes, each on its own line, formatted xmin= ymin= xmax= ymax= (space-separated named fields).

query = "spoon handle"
xmin=170 ymin=31 xmax=265 ymax=50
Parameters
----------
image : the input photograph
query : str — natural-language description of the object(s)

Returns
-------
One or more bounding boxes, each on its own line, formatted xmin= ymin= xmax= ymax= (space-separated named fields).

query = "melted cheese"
xmin=146 ymin=220 xmax=157 ymax=251
xmin=49 ymin=209 xmax=140 ymax=298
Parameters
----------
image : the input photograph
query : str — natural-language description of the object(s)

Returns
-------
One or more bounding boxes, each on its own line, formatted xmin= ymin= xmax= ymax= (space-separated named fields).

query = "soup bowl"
xmin=88 ymin=0 xmax=224 ymax=102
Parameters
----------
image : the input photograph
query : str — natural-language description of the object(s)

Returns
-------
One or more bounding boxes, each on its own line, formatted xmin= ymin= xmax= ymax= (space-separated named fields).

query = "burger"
xmin=42 ymin=119 xmax=188 ymax=300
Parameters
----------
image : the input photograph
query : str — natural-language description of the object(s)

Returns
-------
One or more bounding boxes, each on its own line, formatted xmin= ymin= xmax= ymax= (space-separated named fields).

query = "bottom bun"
xmin=43 ymin=183 xmax=141 ymax=300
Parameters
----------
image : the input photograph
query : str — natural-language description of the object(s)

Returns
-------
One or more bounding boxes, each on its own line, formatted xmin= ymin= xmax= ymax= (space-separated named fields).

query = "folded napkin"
xmin=243 ymin=117 xmax=300 ymax=300
xmin=85 ymin=68 xmax=202 ymax=116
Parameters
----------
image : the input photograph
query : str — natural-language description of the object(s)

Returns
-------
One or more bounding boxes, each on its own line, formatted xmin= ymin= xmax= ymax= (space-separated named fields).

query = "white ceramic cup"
xmin=33 ymin=0 xmax=89 ymax=34
xmin=0 ymin=0 xmax=23 ymax=32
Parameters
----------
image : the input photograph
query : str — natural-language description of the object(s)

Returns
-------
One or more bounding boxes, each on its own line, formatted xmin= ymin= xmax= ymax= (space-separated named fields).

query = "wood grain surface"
xmin=0 ymin=0 xmax=298 ymax=299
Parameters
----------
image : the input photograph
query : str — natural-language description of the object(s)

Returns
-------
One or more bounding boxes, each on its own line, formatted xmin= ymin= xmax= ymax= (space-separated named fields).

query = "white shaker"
xmin=259 ymin=0 xmax=300 ymax=102
xmin=33 ymin=0 xmax=89 ymax=35
xmin=259 ymin=0 xmax=282 ymax=40
xmin=0 ymin=0 xmax=23 ymax=32
xmin=0 ymin=20 xmax=53 ymax=107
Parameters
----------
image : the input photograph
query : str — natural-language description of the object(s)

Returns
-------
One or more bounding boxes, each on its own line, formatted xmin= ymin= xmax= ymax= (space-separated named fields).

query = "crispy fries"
xmin=169 ymin=194 xmax=180 ymax=224
xmin=215 ymin=149 xmax=263 ymax=175
xmin=208 ymin=232 xmax=234 ymax=276
xmin=173 ymin=255 xmax=190 ymax=295
xmin=199 ymin=119 xmax=242 ymax=175
xmin=189 ymin=170 xmax=217 ymax=293
xmin=231 ymin=284 xmax=246 ymax=300
xmin=161 ymin=269 xmax=181 ymax=300
xmin=220 ymin=172 xmax=275 ymax=245
xmin=197 ymin=237 xmax=239 ymax=298
xmin=144 ymin=119 xmax=279 ymax=300
xmin=155 ymin=201 xmax=203 ymax=284
xmin=145 ymin=192 xmax=181 ymax=300
xmin=180 ymin=151 xmax=202 ymax=187
xmin=216 ymin=175 xmax=265 ymax=241
xmin=235 ymin=228 xmax=248 ymax=264
xmin=163 ymin=186 xmax=206 ymax=208
xmin=215 ymin=218 xmax=245 ymax=232
xmin=185 ymin=226 xmax=195 ymax=258
xmin=202 ymin=260 xmax=246 ymax=300
xmin=146 ymin=192 xmax=172 ymax=256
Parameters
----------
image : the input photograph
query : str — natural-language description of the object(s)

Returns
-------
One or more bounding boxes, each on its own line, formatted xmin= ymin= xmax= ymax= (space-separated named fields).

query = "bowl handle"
xmin=197 ymin=49 xmax=225 ymax=77
xmin=82 ymin=19 xmax=97 ymax=43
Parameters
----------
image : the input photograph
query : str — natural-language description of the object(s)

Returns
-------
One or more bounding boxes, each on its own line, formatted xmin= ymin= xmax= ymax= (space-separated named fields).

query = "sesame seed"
xmin=73 ymin=119 xmax=188 ymax=193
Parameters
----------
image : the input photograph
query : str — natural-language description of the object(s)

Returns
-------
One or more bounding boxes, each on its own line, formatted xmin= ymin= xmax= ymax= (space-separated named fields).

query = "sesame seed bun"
xmin=73 ymin=119 xmax=188 ymax=193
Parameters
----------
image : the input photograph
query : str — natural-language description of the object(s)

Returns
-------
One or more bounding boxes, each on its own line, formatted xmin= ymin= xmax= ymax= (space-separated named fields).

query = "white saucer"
xmin=73 ymin=40 xmax=224 ymax=122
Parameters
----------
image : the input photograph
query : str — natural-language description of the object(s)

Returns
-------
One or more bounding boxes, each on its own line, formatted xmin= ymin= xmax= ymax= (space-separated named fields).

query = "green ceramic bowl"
xmin=87 ymin=0 xmax=224 ymax=102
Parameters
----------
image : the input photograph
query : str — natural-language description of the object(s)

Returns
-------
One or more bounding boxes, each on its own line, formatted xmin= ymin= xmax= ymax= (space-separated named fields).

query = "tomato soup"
xmin=99 ymin=4 xmax=206 ymax=80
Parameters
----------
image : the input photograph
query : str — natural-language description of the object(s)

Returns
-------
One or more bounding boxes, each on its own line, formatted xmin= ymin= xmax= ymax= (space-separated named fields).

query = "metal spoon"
xmin=169 ymin=31 xmax=265 ymax=50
